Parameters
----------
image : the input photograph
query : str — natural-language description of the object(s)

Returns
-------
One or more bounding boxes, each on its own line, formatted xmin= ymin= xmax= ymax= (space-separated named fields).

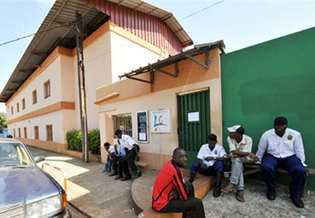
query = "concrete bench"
xmin=137 ymin=175 xmax=216 ymax=218
xmin=136 ymin=161 xmax=149 ymax=169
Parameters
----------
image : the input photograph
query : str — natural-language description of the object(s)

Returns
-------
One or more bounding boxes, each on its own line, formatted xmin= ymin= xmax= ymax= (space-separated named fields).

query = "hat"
xmin=227 ymin=125 xmax=241 ymax=133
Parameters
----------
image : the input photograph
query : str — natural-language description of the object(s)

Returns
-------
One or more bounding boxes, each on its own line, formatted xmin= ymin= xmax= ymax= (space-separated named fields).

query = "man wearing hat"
xmin=222 ymin=125 xmax=258 ymax=202
xmin=256 ymin=116 xmax=307 ymax=208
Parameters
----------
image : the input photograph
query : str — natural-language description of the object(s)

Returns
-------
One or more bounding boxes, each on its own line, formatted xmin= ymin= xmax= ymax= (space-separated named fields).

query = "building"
xmin=0 ymin=0 xmax=192 ymax=157
xmin=95 ymin=27 xmax=315 ymax=189
xmin=95 ymin=41 xmax=225 ymax=169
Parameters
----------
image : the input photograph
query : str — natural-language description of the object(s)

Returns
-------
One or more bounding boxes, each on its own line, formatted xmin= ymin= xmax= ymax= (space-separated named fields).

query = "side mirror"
xmin=34 ymin=155 xmax=45 ymax=163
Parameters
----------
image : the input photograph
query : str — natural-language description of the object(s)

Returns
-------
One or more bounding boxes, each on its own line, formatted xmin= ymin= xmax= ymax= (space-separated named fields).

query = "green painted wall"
xmin=221 ymin=27 xmax=315 ymax=189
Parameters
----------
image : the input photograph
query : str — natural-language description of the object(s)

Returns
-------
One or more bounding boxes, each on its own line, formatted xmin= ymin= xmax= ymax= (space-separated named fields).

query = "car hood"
xmin=0 ymin=166 xmax=60 ymax=208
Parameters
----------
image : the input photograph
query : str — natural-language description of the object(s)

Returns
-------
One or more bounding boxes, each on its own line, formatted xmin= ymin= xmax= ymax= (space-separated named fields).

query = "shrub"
xmin=66 ymin=129 xmax=101 ymax=155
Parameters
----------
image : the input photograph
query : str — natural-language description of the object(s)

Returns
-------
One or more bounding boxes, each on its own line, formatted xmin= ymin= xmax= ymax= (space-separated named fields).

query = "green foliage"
xmin=0 ymin=112 xmax=7 ymax=131
xmin=66 ymin=129 xmax=101 ymax=155
xmin=66 ymin=130 xmax=82 ymax=152
xmin=87 ymin=129 xmax=101 ymax=155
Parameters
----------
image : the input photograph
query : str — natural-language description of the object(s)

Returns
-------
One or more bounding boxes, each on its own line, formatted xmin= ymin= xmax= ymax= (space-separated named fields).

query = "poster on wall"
xmin=137 ymin=110 xmax=148 ymax=142
xmin=151 ymin=109 xmax=171 ymax=133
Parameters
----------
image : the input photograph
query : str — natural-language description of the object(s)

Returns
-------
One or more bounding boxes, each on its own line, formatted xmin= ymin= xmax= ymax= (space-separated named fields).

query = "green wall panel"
xmin=221 ymin=27 xmax=315 ymax=189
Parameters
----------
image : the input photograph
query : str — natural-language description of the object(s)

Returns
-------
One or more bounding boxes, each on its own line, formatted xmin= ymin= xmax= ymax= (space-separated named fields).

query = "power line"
xmin=0 ymin=1 xmax=225 ymax=48
xmin=0 ymin=24 xmax=72 ymax=48
xmin=179 ymin=0 xmax=225 ymax=21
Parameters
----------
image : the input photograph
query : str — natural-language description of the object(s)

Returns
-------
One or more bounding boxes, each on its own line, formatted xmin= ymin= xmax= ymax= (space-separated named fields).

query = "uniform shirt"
xmin=227 ymin=134 xmax=252 ymax=161
xmin=116 ymin=146 xmax=126 ymax=157
xmin=108 ymin=145 xmax=115 ymax=154
xmin=152 ymin=160 xmax=188 ymax=211
xmin=119 ymin=134 xmax=137 ymax=151
xmin=197 ymin=144 xmax=227 ymax=167
xmin=256 ymin=128 xmax=306 ymax=166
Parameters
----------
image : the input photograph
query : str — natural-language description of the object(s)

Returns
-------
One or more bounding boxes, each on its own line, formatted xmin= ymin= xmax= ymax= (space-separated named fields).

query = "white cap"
xmin=227 ymin=125 xmax=241 ymax=133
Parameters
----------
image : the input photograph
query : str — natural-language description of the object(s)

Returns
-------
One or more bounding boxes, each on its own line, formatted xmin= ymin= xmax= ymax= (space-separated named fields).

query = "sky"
xmin=0 ymin=0 xmax=314 ymax=113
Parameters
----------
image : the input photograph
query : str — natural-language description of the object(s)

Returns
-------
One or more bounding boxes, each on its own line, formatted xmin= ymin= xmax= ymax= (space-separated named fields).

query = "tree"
xmin=0 ymin=112 xmax=7 ymax=132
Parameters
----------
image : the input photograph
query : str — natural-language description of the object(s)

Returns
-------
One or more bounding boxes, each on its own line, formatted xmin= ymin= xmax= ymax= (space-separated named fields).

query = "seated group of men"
xmin=103 ymin=129 xmax=142 ymax=181
xmin=152 ymin=116 xmax=307 ymax=218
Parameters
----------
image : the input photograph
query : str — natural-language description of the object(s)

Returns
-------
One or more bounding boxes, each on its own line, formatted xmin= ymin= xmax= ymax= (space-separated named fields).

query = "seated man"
xmin=114 ymin=129 xmax=141 ymax=181
xmin=103 ymin=142 xmax=115 ymax=173
xmin=222 ymin=125 xmax=258 ymax=202
xmin=108 ymin=143 xmax=126 ymax=180
xmin=152 ymin=148 xmax=205 ymax=218
xmin=256 ymin=116 xmax=307 ymax=208
xmin=189 ymin=134 xmax=229 ymax=197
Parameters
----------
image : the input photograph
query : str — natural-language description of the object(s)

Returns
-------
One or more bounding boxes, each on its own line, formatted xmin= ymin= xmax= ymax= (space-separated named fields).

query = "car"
xmin=0 ymin=138 xmax=71 ymax=217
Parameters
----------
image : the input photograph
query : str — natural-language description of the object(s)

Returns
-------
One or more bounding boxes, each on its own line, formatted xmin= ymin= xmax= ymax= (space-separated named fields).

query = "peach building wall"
xmin=96 ymin=49 xmax=223 ymax=169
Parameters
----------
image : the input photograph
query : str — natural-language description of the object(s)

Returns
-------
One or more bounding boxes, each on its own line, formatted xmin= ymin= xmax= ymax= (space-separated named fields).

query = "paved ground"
xmin=28 ymin=146 xmax=315 ymax=218
xmin=28 ymin=146 xmax=136 ymax=218
xmin=203 ymin=179 xmax=315 ymax=218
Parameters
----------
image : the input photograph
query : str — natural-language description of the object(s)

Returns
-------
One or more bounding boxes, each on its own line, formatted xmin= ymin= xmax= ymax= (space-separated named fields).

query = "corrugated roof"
xmin=0 ymin=0 xmax=193 ymax=102
xmin=106 ymin=0 xmax=192 ymax=46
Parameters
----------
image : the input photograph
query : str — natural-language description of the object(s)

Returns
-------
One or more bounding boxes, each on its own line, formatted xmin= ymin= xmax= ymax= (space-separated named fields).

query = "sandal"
xmin=221 ymin=185 xmax=234 ymax=194
xmin=236 ymin=190 xmax=245 ymax=202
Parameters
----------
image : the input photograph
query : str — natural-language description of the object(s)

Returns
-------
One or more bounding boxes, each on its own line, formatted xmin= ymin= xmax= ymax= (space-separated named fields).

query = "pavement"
xmin=28 ymin=146 xmax=315 ymax=218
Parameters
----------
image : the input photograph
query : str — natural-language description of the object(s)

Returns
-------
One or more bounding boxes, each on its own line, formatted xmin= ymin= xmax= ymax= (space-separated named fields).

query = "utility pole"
xmin=75 ymin=11 xmax=89 ymax=162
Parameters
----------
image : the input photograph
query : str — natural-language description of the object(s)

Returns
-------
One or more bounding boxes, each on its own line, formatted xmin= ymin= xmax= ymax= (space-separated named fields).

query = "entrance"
xmin=177 ymin=88 xmax=210 ymax=168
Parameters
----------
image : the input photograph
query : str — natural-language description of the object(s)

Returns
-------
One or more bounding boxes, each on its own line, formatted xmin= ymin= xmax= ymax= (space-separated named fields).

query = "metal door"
xmin=177 ymin=89 xmax=210 ymax=169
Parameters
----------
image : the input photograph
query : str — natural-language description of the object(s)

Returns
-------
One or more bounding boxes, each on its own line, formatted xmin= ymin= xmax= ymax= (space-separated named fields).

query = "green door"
xmin=177 ymin=89 xmax=210 ymax=169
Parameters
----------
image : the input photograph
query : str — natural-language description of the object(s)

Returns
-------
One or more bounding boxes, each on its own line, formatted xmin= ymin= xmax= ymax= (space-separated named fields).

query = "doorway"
xmin=177 ymin=88 xmax=210 ymax=168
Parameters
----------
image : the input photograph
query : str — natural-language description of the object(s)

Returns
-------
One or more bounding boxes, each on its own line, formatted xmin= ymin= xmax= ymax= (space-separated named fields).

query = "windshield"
xmin=0 ymin=142 xmax=33 ymax=166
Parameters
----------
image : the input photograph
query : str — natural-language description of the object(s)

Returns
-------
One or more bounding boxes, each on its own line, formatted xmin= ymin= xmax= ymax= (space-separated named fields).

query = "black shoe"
xmin=267 ymin=189 xmax=276 ymax=200
xmin=213 ymin=182 xmax=221 ymax=197
xmin=135 ymin=169 xmax=142 ymax=177
xmin=120 ymin=176 xmax=131 ymax=181
xmin=108 ymin=172 xmax=118 ymax=177
xmin=290 ymin=195 xmax=304 ymax=208
xmin=114 ymin=175 xmax=122 ymax=180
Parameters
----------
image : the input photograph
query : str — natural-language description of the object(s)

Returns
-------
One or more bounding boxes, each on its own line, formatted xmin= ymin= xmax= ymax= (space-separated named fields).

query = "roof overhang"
xmin=0 ymin=0 xmax=193 ymax=103
xmin=0 ymin=0 xmax=110 ymax=103
xmin=119 ymin=40 xmax=225 ymax=84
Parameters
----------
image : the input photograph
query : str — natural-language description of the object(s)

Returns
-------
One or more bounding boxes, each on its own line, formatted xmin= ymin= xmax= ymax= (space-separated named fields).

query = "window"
xmin=113 ymin=114 xmax=132 ymax=136
xmin=46 ymin=125 xmax=53 ymax=141
xmin=22 ymin=98 xmax=25 ymax=110
xmin=34 ymin=126 xmax=39 ymax=140
xmin=13 ymin=129 xmax=16 ymax=137
xmin=44 ymin=80 xmax=51 ymax=98
xmin=32 ymin=89 xmax=37 ymax=104
xmin=17 ymin=103 xmax=19 ymax=113
xmin=18 ymin=128 xmax=21 ymax=138
xmin=24 ymin=127 xmax=27 ymax=138
xmin=11 ymin=106 xmax=13 ymax=115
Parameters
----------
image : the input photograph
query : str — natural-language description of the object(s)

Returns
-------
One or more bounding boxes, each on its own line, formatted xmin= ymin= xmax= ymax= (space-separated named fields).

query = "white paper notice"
xmin=188 ymin=112 xmax=199 ymax=122
xmin=139 ymin=132 xmax=146 ymax=141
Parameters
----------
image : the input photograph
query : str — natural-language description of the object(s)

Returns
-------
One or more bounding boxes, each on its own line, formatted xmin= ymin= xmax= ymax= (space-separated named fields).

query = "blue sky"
xmin=0 ymin=0 xmax=314 ymax=113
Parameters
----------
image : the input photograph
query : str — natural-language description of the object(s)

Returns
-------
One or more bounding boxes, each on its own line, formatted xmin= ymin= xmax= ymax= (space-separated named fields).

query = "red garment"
xmin=152 ymin=160 xmax=188 ymax=211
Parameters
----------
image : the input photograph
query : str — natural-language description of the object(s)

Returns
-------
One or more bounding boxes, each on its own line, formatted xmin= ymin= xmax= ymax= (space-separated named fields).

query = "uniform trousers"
xmin=190 ymin=160 xmax=224 ymax=176
xmin=261 ymin=154 xmax=307 ymax=197
xmin=159 ymin=182 xmax=205 ymax=218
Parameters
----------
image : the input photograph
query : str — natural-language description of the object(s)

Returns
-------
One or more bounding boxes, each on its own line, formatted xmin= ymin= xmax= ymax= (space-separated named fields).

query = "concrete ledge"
xmin=132 ymin=170 xmax=215 ymax=218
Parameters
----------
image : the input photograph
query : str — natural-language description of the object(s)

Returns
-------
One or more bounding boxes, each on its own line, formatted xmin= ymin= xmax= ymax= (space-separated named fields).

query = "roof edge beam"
xmin=126 ymin=71 xmax=154 ymax=84
xmin=185 ymin=51 xmax=210 ymax=69
xmin=155 ymin=62 xmax=178 ymax=78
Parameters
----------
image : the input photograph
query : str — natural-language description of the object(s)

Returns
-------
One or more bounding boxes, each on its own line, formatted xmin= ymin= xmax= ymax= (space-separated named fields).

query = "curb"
xmin=68 ymin=201 xmax=92 ymax=218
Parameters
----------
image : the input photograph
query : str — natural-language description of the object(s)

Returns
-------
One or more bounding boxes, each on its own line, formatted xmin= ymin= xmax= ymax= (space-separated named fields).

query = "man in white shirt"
xmin=222 ymin=125 xmax=258 ymax=202
xmin=114 ymin=129 xmax=141 ymax=181
xmin=256 ymin=116 xmax=307 ymax=208
xmin=189 ymin=134 xmax=229 ymax=197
